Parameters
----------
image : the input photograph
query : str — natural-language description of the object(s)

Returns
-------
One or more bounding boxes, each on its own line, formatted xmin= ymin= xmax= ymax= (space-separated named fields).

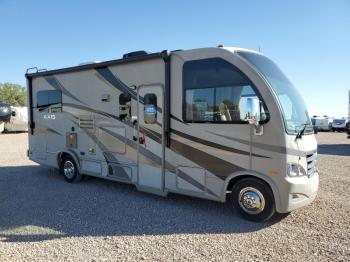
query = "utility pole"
xmin=348 ymin=89 xmax=350 ymax=118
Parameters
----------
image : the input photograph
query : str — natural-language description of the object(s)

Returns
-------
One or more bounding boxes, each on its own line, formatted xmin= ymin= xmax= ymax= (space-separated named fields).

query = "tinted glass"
xmin=186 ymin=88 xmax=214 ymax=121
xmin=37 ymin=90 xmax=62 ymax=107
xmin=48 ymin=90 xmax=62 ymax=105
xmin=119 ymin=93 xmax=132 ymax=121
xmin=143 ymin=93 xmax=157 ymax=124
xmin=183 ymin=58 xmax=268 ymax=123
xmin=144 ymin=93 xmax=157 ymax=107
xmin=334 ymin=119 xmax=345 ymax=124
xmin=238 ymin=52 xmax=312 ymax=134
xmin=119 ymin=93 xmax=131 ymax=105
xmin=183 ymin=58 xmax=250 ymax=89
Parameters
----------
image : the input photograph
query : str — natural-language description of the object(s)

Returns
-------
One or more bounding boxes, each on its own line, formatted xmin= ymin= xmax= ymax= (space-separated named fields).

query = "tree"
xmin=0 ymin=83 xmax=26 ymax=106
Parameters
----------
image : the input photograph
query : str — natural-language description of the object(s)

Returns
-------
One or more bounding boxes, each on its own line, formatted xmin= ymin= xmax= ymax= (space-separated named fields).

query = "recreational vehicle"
xmin=4 ymin=106 xmax=28 ymax=132
xmin=310 ymin=116 xmax=319 ymax=134
xmin=25 ymin=47 xmax=319 ymax=221
xmin=314 ymin=116 xmax=333 ymax=131
xmin=331 ymin=118 xmax=348 ymax=132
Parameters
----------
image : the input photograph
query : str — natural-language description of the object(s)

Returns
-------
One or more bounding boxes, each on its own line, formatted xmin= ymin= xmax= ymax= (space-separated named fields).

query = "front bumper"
xmin=277 ymin=171 xmax=319 ymax=213
xmin=333 ymin=126 xmax=346 ymax=130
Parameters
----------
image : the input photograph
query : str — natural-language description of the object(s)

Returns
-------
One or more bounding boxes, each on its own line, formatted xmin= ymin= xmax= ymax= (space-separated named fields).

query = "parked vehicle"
xmin=314 ymin=116 xmax=333 ymax=131
xmin=25 ymin=46 xmax=319 ymax=222
xmin=331 ymin=118 xmax=348 ymax=132
xmin=4 ymin=106 xmax=28 ymax=132
xmin=0 ymin=102 xmax=11 ymax=133
xmin=311 ymin=116 xmax=319 ymax=134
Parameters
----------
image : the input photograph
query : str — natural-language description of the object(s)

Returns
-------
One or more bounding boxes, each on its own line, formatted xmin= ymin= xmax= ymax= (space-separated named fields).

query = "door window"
xmin=143 ymin=93 xmax=157 ymax=124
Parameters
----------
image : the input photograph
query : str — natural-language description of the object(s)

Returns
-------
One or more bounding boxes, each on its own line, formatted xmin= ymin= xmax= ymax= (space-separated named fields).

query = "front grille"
xmin=306 ymin=152 xmax=317 ymax=177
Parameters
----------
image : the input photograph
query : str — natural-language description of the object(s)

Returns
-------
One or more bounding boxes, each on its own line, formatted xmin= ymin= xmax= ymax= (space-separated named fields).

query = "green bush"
xmin=0 ymin=83 xmax=26 ymax=106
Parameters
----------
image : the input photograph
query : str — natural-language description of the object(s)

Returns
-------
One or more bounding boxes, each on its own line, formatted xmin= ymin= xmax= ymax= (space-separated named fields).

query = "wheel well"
xmin=226 ymin=175 xmax=273 ymax=200
xmin=57 ymin=152 xmax=71 ymax=167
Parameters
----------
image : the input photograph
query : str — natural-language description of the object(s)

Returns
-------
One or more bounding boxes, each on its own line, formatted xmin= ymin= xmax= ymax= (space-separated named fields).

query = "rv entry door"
xmin=136 ymin=85 xmax=166 ymax=196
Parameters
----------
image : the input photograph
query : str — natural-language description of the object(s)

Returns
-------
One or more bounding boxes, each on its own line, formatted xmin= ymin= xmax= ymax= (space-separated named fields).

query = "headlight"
xmin=287 ymin=163 xmax=307 ymax=177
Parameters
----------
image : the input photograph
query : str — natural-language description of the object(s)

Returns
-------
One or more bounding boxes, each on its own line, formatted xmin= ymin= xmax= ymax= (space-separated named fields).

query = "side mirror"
xmin=246 ymin=97 xmax=260 ymax=125
xmin=11 ymin=111 xmax=16 ymax=117
xmin=144 ymin=104 xmax=157 ymax=124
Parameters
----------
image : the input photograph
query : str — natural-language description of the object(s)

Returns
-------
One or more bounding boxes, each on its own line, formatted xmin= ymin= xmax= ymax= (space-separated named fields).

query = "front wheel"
xmin=60 ymin=156 xmax=83 ymax=183
xmin=230 ymin=178 xmax=275 ymax=222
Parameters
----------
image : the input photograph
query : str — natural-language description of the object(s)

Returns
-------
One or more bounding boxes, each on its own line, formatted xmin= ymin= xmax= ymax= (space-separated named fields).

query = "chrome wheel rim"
xmin=63 ymin=160 xmax=75 ymax=179
xmin=238 ymin=187 xmax=265 ymax=214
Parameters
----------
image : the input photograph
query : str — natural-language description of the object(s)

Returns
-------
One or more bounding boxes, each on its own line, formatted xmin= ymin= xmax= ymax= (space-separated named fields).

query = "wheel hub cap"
xmin=63 ymin=161 xmax=75 ymax=179
xmin=238 ymin=187 xmax=265 ymax=214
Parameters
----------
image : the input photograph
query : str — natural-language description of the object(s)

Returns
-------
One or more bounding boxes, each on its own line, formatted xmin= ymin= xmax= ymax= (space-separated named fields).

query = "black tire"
xmin=230 ymin=178 xmax=275 ymax=222
xmin=60 ymin=155 xmax=83 ymax=183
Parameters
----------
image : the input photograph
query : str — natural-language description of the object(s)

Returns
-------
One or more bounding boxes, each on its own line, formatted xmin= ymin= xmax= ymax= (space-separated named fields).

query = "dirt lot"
xmin=0 ymin=132 xmax=349 ymax=261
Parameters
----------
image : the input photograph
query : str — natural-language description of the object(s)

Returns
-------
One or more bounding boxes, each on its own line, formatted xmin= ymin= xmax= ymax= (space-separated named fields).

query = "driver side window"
xmin=183 ymin=58 xmax=268 ymax=123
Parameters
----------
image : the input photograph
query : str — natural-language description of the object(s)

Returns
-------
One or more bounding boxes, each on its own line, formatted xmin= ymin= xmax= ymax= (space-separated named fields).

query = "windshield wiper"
xmin=295 ymin=123 xmax=308 ymax=140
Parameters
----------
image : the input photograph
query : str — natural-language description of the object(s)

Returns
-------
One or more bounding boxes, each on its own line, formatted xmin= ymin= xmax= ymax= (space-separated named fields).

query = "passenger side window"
xmin=183 ymin=58 xmax=268 ymax=123
xmin=36 ymin=90 xmax=62 ymax=113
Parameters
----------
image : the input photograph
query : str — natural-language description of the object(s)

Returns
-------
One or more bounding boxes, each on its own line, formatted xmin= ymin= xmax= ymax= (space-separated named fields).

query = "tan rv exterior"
xmin=26 ymin=47 xmax=319 ymax=221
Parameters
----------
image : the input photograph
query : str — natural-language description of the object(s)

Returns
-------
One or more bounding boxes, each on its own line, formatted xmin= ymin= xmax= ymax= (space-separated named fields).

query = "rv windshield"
xmin=334 ymin=119 xmax=345 ymax=125
xmin=237 ymin=52 xmax=313 ymax=135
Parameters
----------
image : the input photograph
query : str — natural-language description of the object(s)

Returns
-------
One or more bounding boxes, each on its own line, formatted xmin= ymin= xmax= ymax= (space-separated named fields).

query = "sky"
xmin=0 ymin=0 xmax=349 ymax=117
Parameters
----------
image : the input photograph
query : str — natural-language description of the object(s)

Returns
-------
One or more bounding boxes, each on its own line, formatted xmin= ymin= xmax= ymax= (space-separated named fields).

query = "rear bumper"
xmin=277 ymin=172 xmax=319 ymax=213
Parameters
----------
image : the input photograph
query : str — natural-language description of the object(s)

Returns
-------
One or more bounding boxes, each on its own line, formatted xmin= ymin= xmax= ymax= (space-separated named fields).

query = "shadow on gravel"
xmin=318 ymin=144 xmax=350 ymax=156
xmin=0 ymin=165 xmax=287 ymax=243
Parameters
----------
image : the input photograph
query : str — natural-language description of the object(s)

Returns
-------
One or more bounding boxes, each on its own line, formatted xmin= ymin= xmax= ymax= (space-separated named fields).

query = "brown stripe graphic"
xmin=177 ymin=169 xmax=218 ymax=196
xmin=170 ymin=139 xmax=243 ymax=179
xmin=171 ymin=129 xmax=269 ymax=158
xmin=65 ymin=106 xmax=246 ymax=179
xmin=100 ymin=126 xmax=218 ymax=195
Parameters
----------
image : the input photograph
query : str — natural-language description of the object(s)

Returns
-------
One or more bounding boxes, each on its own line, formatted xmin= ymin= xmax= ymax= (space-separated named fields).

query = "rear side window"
xmin=37 ymin=90 xmax=62 ymax=112
xmin=183 ymin=58 xmax=269 ymax=123
xmin=119 ymin=93 xmax=131 ymax=121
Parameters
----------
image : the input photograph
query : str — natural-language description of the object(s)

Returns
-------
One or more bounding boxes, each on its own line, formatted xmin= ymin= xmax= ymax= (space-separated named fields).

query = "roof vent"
xmin=123 ymin=51 xmax=148 ymax=59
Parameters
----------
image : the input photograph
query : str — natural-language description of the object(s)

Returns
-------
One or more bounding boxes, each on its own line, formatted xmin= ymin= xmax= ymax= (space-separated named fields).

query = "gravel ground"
xmin=0 ymin=132 xmax=349 ymax=261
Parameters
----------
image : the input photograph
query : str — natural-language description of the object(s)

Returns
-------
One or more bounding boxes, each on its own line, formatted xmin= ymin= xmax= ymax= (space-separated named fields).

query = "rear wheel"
xmin=230 ymin=178 xmax=275 ymax=222
xmin=60 ymin=156 xmax=83 ymax=183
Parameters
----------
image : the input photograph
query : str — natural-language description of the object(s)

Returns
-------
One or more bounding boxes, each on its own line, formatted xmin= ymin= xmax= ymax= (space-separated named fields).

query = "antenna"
xmin=258 ymin=45 xmax=261 ymax=52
